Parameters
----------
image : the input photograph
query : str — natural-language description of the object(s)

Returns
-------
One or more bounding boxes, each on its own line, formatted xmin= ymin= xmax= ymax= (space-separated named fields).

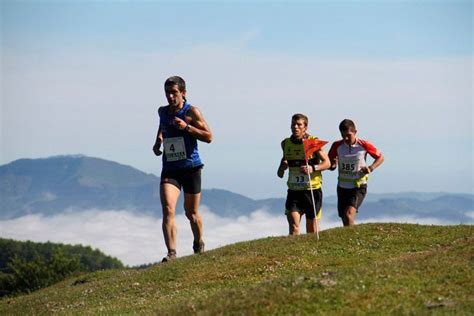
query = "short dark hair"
xmin=292 ymin=113 xmax=308 ymax=126
xmin=339 ymin=119 xmax=356 ymax=132
xmin=164 ymin=76 xmax=186 ymax=92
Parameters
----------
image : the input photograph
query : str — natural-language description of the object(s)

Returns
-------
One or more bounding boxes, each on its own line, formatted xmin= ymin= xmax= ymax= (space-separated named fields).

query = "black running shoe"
xmin=193 ymin=240 xmax=205 ymax=254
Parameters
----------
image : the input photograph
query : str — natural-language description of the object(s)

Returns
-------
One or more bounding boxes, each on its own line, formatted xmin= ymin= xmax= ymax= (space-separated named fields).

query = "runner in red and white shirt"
xmin=328 ymin=119 xmax=384 ymax=226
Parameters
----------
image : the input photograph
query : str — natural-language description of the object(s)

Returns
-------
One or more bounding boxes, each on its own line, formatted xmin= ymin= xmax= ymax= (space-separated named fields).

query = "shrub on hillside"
xmin=0 ymin=238 xmax=123 ymax=297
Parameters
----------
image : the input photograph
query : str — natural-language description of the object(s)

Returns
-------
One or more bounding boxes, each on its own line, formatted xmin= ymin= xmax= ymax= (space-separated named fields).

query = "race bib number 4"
xmin=163 ymin=137 xmax=187 ymax=161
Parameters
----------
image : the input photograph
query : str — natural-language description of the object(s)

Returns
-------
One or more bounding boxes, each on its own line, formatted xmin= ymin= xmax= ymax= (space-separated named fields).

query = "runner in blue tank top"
xmin=159 ymin=102 xmax=203 ymax=171
xmin=153 ymin=76 xmax=213 ymax=262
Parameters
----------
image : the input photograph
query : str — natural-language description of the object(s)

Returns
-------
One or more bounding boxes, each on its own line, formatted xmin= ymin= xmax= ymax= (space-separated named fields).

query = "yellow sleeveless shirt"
xmin=283 ymin=135 xmax=323 ymax=191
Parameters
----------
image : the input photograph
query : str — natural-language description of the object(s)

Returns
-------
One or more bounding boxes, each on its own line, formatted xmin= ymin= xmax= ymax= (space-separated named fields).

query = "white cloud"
xmin=465 ymin=211 xmax=474 ymax=220
xmin=0 ymin=208 xmax=291 ymax=266
xmin=0 ymin=210 xmax=161 ymax=266
xmin=1 ymin=205 xmax=465 ymax=266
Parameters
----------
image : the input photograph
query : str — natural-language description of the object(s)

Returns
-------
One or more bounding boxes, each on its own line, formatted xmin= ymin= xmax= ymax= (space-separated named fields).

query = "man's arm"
xmin=361 ymin=154 xmax=384 ymax=174
xmin=152 ymin=107 xmax=164 ymax=156
xmin=277 ymin=140 xmax=288 ymax=178
xmin=300 ymin=148 xmax=331 ymax=174
xmin=174 ymin=106 xmax=213 ymax=143
xmin=370 ymin=154 xmax=384 ymax=171
xmin=316 ymin=149 xmax=331 ymax=171
xmin=327 ymin=142 xmax=339 ymax=171
xmin=359 ymin=140 xmax=384 ymax=174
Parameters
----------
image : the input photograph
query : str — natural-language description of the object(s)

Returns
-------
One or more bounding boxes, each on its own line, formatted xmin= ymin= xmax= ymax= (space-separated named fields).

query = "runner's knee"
xmin=345 ymin=205 xmax=355 ymax=214
xmin=289 ymin=221 xmax=299 ymax=235
xmin=162 ymin=205 xmax=175 ymax=218
xmin=185 ymin=210 xmax=200 ymax=223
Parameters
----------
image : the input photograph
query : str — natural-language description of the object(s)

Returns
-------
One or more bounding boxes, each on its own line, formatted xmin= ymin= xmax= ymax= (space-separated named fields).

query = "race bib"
xmin=339 ymin=157 xmax=362 ymax=177
xmin=288 ymin=172 xmax=309 ymax=186
xmin=163 ymin=137 xmax=187 ymax=161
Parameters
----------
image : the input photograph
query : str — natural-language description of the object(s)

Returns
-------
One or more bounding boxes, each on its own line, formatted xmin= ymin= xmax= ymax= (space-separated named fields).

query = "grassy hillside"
xmin=1 ymin=223 xmax=472 ymax=315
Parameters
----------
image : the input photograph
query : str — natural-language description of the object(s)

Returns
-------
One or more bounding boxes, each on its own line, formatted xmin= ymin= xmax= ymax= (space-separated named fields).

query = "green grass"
xmin=1 ymin=223 xmax=473 ymax=315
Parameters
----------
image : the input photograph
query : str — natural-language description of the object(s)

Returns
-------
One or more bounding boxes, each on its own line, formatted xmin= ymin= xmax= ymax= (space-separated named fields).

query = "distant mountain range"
xmin=0 ymin=155 xmax=269 ymax=219
xmin=1 ymin=155 xmax=473 ymax=223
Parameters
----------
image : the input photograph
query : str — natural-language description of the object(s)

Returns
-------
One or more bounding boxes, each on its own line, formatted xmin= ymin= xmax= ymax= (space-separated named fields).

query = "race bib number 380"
xmin=163 ymin=137 xmax=187 ymax=161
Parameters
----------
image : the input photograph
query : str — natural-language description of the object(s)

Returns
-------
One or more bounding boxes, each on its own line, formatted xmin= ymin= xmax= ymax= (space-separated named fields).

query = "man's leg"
xmin=161 ymin=183 xmax=180 ymax=254
xmin=306 ymin=218 xmax=320 ymax=233
xmin=344 ymin=206 xmax=357 ymax=226
xmin=341 ymin=215 xmax=349 ymax=226
xmin=184 ymin=193 xmax=204 ymax=253
xmin=338 ymin=186 xmax=353 ymax=227
xmin=306 ymin=189 xmax=322 ymax=233
xmin=287 ymin=211 xmax=302 ymax=235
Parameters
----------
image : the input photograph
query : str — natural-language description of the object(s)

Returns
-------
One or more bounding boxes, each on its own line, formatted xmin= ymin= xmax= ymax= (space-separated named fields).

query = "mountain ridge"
xmin=1 ymin=155 xmax=473 ymax=223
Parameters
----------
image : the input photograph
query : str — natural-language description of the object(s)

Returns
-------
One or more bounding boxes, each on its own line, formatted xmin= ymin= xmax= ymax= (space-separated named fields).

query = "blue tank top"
xmin=159 ymin=102 xmax=203 ymax=171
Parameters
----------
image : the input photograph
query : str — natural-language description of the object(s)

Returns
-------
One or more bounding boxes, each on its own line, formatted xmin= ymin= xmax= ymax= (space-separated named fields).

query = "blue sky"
xmin=2 ymin=1 xmax=472 ymax=57
xmin=1 ymin=0 xmax=473 ymax=198
xmin=2 ymin=0 xmax=472 ymax=59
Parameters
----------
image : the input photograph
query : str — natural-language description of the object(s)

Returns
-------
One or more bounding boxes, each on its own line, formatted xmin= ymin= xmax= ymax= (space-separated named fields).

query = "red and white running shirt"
xmin=328 ymin=139 xmax=382 ymax=189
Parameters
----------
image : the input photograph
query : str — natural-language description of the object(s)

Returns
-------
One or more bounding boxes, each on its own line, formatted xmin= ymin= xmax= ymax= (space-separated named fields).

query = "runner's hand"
xmin=277 ymin=161 xmax=288 ymax=178
xmin=300 ymin=165 xmax=314 ymax=174
xmin=329 ymin=158 xmax=338 ymax=171
xmin=174 ymin=117 xmax=188 ymax=130
xmin=153 ymin=143 xmax=162 ymax=156
xmin=360 ymin=166 xmax=371 ymax=174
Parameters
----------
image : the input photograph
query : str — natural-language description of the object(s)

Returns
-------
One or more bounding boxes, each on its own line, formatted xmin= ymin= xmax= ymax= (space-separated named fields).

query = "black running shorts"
xmin=337 ymin=185 xmax=367 ymax=218
xmin=285 ymin=188 xmax=322 ymax=220
xmin=160 ymin=166 xmax=203 ymax=194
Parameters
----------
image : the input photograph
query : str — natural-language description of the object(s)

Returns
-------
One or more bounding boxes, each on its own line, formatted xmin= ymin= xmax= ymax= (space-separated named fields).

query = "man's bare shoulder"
xmin=186 ymin=104 xmax=204 ymax=119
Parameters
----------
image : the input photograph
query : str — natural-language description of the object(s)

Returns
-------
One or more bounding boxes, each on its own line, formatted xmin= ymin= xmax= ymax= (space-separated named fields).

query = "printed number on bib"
xmin=339 ymin=157 xmax=362 ymax=177
xmin=163 ymin=137 xmax=187 ymax=161
xmin=289 ymin=174 xmax=309 ymax=185
xmin=341 ymin=163 xmax=356 ymax=171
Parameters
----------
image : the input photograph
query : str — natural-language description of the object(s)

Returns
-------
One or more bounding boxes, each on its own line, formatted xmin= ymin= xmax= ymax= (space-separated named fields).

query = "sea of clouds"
xmin=0 ymin=207 xmax=471 ymax=266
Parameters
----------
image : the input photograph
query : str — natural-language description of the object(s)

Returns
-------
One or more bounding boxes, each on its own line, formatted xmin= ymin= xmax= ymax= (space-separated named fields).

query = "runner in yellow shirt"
xmin=277 ymin=113 xmax=330 ymax=235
